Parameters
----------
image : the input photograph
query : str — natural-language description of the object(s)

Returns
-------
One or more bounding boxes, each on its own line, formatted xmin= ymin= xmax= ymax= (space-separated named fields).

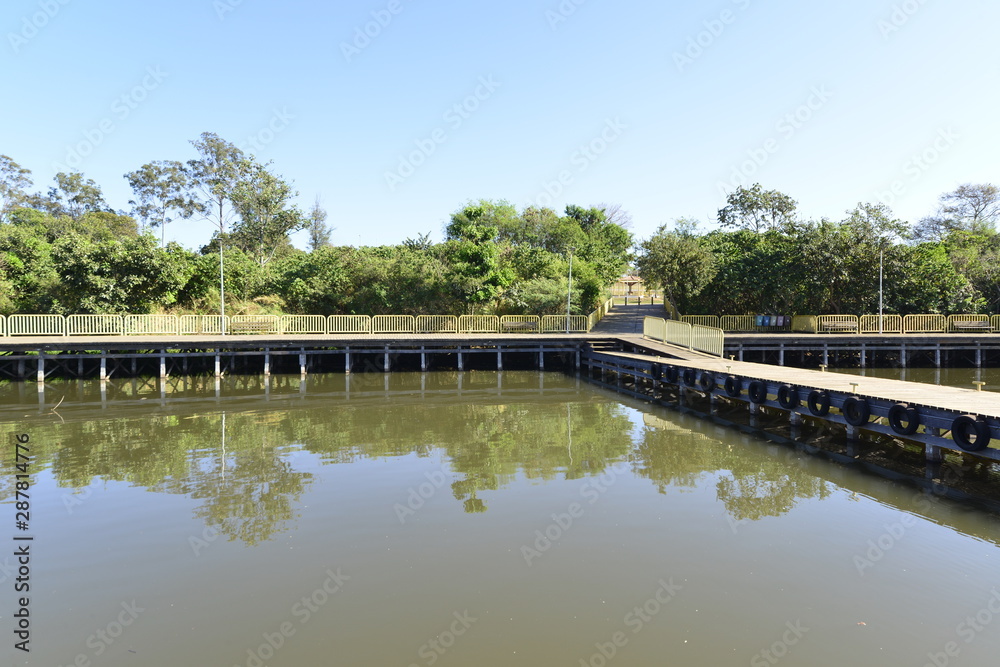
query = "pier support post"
xmin=539 ymin=350 xmax=545 ymax=370
xmin=860 ymin=345 xmax=866 ymax=369
xmin=78 ymin=357 xmax=84 ymax=378
xmin=789 ymin=411 xmax=803 ymax=427
xmin=17 ymin=358 xmax=25 ymax=380
xmin=925 ymin=444 xmax=944 ymax=463
xmin=264 ymin=348 xmax=271 ymax=376
xmin=976 ymin=344 xmax=982 ymax=368
xmin=575 ymin=350 xmax=581 ymax=372
xmin=160 ymin=351 xmax=167 ymax=379
xmin=458 ymin=347 xmax=464 ymax=371
xmin=749 ymin=401 xmax=761 ymax=416
xmin=846 ymin=425 xmax=860 ymax=442
xmin=345 ymin=347 xmax=351 ymax=374
xmin=421 ymin=347 xmax=427 ymax=372
xmin=779 ymin=344 xmax=785 ymax=367
xmin=384 ymin=346 xmax=390 ymax=372
xmin=214 ymin=351 xmax=221 ymax=378
xmin=36 ymin=353 xmax=44 ymax=383
xmin=497 ymin=349 xmax=503 ymax=371
xmin=935 ymin=346 xmax=941 ymax=368
xmin=822 ymin=344 xmax=829 ymax=367
xmin=900 ymin=345 xmax=907 ymax=368
xmin=100 ymin=354 xmax=107 ymax=381
xmin=299 ymin=350 xmax=307 ymax=376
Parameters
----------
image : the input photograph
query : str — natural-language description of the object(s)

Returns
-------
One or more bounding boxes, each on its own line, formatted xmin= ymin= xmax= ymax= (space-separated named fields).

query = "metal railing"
xmin=681 ymin=315 xmax=719 ymax=328
xmin=125 ymin=314 xmax=179 ymax=335
xmin=541 ymin=315 xmax=589 ymax=333
xmin=816 ymin=315 xmax=859 ymax=333
xmin=903 ymin=314 xmax=946 ymax=334
xmin=328 ymin=315 xmax=372 ymax=334
xmin=229 ymin=315 xmax=281 ymax=334
xmin=500 ymin=315 xmax=540 ymax=332
xmin=947 ymin=314 xmax=993 ymax=333
xmin=66 ymin=314 xmax=124 ymax=336
xmin=458 ymin=315 xmax=500 ymax=333
xmin=860 ymin=314 xmax=903 ymax=334
xmin=416 ymin=315 xmax=458 ymax=334
xmin=180 ymin=315 xmax=228 ymax=335
xmin=642 ymin=317 xmax=724 ymax=356
xmin=8 ymin=315 xmax=66 ymax=336
xmin=373 ymin=315 xmax=416 ymax=334
xmin=281 ymin=315 xmax=327 ymax=334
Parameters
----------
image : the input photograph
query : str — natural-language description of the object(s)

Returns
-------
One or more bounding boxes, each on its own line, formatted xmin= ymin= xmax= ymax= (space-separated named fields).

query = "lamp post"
xmin=878 ymin=249 xmax=884 ymax=334
xmin=566 ymin=247 xmax=574 ymax=333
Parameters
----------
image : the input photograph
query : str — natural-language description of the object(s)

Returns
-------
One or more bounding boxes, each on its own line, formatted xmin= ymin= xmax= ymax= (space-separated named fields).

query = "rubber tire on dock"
xmin=698 ymin=372 xmax=715 ymax=393
xmin=842 ymin=396 xmax=871 ymax=427
xmin=724 ymin=376 xmax=741 ymax=398
xmin=777 ymin=384 xmax=799 ymax=409
xmin=887 ymin=403 xmax=920 ymax=436
xmin=952 ymin=415 xmax=991 ymax=452
xmin=748 ymin=381 xmax=768 ymax=404
xmin=683 ymin=368 xmax=698 ymax=387
xmin=664 ymin=366 xmax=679 ymax=384
xmin=807 ymin=390 xmax=830 ymax=417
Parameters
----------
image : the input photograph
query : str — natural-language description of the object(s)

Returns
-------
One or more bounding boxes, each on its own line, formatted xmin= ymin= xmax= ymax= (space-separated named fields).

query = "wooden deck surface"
xmin=614 ymin=336 xmax=1000 ymax=418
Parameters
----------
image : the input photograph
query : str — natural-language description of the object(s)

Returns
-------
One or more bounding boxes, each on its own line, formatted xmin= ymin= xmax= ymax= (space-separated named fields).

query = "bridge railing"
xmin=126 ymin=315 xmax=179 ymax=335
xmin=281 ymin=315 xmax=327 ymax=334
xmin=541 ymin=315 xmax=590 ymax=333
xmin=416 ymin=315 xmax=458 ymax=334
xmin=947 ymin=314 xmax=993 ymax=333
xmin=681 ymin=315 xmax=719 ymax=328
xmin=8 ymin=315 xmax=66 ymax=336
xmin=642 ymin=317 xmax=724 ymax=356
xmin=180 ymin=315 xmax=228 ymax=335
xmin=903 ymin=314 xmax=947 ymax=334
xmin=692 ymin=324 xmax=724 ymax=356
xmin=859 ymin=314 xmax=903 ymax=334
xmin=328 ymin=315 xmax=372 ymax=334
xmin=66 ymin=314 xmax=124 ymax=336
xmin=458 ymin=315 xmax=500 ymax=333
xmin=373 ymin=315 xmax=416 ymax=334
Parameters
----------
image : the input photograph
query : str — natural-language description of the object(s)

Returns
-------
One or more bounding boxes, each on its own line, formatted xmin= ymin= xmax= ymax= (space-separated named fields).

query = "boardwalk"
xmin=589 ymin=302 xmax=667 ymax=335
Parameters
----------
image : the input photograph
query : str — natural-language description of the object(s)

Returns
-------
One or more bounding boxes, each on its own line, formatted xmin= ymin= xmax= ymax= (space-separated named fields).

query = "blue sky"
xmin=3 ymin=0 xmax=998 ymax=250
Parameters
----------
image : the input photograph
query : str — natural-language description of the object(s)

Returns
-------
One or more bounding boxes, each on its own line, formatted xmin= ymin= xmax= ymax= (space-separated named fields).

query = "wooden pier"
xmin=582 ymin=335 xmax=1000 ymax=464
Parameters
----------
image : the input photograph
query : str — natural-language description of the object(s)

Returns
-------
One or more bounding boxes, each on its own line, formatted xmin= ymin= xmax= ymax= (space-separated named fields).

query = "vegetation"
xmin=639 ymin=183 xmax=1000 ymax=316
xmin=0 ymin=141 xmax=632 ymax=317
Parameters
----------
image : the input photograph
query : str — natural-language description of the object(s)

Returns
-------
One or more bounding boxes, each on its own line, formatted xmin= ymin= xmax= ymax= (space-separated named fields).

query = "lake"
xmin=3 ymin=371 xmax=1000 ymax=666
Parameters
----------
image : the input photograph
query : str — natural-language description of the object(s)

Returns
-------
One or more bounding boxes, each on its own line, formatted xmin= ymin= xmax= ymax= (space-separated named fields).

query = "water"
xmin=831 ymin=367 xmax=1000 ymax=393
xmin=3 ymin=371 xmax=1000 ymax=666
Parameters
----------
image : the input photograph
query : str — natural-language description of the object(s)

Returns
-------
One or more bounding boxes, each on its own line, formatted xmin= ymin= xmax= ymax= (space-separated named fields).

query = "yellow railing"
xmin=681 ymin=315 xmax=719 ymax=328
xmin=328 ymin=315 xmax=371 ymax=334
xmin=817 ymin=315 xmax=859 ymax=333
xmin=859 ymin=314 xmax=902 ymax=334
xmin=229 ymin=315 xmax=281 ymax=334
xmin=281 ymin=315 xmax=327 ymax=334
xmin=125 ymin=314 xmax=179 ymax=335
xmin=501 ymin=315 xmax=540 ymax=332
xmin=0 ymin=315 xmax=4 ymax=337
xmin=66 ymin=314 xmax=124 ymax=336
xmin=994 ymin=315 xmax=1000 ymax=332
xmin=643 ymin=316 xmax=667 ymax=341
xmin=458 ymin=315 xmax=500 ymax=333
xmin=373 ymin=315 xmax=416 ymax=334
xmin=416 ymin=315 xmax=458 ymax=333
xmin=691 ymin=324 xmax=724 ymax=356
xmin=903 ymin=314 xmax=946 ymax=334
xmin=947 ymin=314 xmax=993 ymax=333
xmin=180 ymin=315 xmax=228 ymax=335
xmin=8 ymin=315 xmax=66 ymax=336
xmin=541 ymin=315 xmax=589 ymax=333
xmin=720 ymin=315 xmax=756 ymax=332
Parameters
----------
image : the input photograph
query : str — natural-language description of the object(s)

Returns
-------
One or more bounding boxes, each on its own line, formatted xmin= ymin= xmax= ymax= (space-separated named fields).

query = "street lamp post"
xmin=566 ymin=247 xmax=574 ymax=333
xmin=878 ymin=249 xmax=884 ymax=334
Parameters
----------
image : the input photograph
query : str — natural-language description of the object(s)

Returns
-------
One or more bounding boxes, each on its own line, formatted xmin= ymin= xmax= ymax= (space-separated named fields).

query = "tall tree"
xmin=0 ymin=155 xmax=33 ymax=222
xmin=913 ymin=183 xmax=1000 ymax=241
xmin=718 ymin=183 xmax=797 ymax=232
xmin=305 ymin=197 xmax=333 ymax=251
xmin=40 ymin=172 xmax=108 ymax=219
xmin=124 ymin=160 xmax=201 ymax=245
xmin=637 ymin=219 xmax=717 ymax=315
xmin=229 ymin=157 xmax=305 ymax=266
xmin=187 ymin=132 xmax=244 ymax=238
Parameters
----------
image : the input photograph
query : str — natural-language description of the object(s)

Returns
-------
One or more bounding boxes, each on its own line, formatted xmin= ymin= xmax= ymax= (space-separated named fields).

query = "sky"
xmin=3 ymin=0 xmax=999 ymax=251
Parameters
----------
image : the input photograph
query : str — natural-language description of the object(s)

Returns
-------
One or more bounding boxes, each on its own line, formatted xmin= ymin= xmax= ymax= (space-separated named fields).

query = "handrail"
xmin=642 ymin=316 xmax=724 ymax=356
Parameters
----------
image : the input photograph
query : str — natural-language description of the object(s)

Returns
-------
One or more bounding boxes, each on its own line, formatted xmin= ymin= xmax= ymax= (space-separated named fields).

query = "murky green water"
xmin=831 ymin=367 xmax=1000 ymax=393
xmin=3 ymin=371 xmax=1000 ymax=666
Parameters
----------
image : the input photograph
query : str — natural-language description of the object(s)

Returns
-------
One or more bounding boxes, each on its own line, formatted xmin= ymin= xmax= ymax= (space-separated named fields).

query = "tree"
xmin=305 ymin=197 xmax=333 ymax=250
xmin=124 ymin=160 xmax=200 ymax=245
xmin=718 ymin=183 xmax=797 ymax=231
xmin=228 ymin=157 xmax=305 ymax=266
xmin=39 ymin=172 xmax=108 ymax=219
xmin=913 ymin=183 xmax=1000 ymax=242
xmin=0 ymin=155 xmax=32 ymax=222
xmin=187 ymin=132 xmax=244 ymax=236
xmin=637 ymin=219 xmax=717 ymax=315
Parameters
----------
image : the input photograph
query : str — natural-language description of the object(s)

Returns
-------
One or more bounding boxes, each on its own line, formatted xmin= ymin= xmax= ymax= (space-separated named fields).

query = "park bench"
xmin=501 ymin=320 xmax=539 ymax=333
xmin=820 ymin=321 xmax=858 ymax=333
xmin=952 ymin=320 xmax=993 ymax=332
xmin=229 ymin=319 xmax=279 ymax=335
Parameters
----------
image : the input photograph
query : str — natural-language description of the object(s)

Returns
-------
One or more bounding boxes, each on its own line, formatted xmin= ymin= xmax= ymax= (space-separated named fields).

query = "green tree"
xmin=36 ymin=172 xmax=109 ymax=219
xmin=718 ymin=183 xmax=797 ymax=231
xmin=305 ymin=197 xmax=333 ymax=250
xmin=0 ymin=155 xmax=32 ymax=222
xmin=637 ymin=219 xmax=717 ymax=315
xmin=914 ymin=183 xmax=1000 ymax=242
xmin=229 ymin=157 xmax=305 ymax=266
xmin=124 ymin=160 xmax=200 ymax=245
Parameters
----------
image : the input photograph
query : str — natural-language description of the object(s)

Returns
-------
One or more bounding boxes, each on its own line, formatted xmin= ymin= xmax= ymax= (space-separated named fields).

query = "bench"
xmin=229 ymin=320 xmax=279 ymax=335
xmin=501 ymin=321 xmax=539 ymax=333
xmin=820 ymin=321 xmax=858 ymax=333
xmin=952 ymin=320 xmax=993 ymax=332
